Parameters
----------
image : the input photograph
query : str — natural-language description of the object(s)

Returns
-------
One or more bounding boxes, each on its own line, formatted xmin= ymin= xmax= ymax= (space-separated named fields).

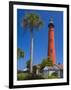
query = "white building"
xmin=42 ymin=64 xmax=63 ymax=78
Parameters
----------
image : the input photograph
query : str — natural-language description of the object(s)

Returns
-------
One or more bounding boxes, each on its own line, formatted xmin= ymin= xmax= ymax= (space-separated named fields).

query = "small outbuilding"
xmin=42 ymin=64 xmax=63 ymax=78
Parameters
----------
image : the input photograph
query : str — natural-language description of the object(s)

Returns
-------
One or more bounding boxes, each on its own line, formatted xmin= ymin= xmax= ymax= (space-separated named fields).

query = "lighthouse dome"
xmin=49 ymin=17 xmax=54 ymax=24
xmin=48 ymin=17 xmax=54 ymax=27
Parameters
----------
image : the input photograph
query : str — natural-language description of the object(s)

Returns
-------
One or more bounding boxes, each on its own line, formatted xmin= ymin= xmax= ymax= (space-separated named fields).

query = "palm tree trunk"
xmin=30 ymin=29 xmax=33 ymax=73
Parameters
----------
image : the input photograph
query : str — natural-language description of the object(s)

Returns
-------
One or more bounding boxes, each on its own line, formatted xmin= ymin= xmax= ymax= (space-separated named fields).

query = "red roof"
xmin=55 ymin=64 xmax=63 ymax=70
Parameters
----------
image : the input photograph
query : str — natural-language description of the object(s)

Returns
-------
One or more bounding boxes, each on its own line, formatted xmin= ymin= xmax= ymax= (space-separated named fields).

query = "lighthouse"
xmin=48 ymin=17 xmax=56 ymax=64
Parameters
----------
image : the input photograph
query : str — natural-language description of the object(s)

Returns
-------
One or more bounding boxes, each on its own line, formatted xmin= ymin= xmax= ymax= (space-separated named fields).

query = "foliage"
xmin=47 ymin=72 xmax=58 ymax=79
xmin=26 ymin=60 xmax=30 ymax=69
xmin=40 ymin=59 xmax=47 ymax=69
xmin=17 ymin=72 xmax=44 ymax=80
xmin=17 ymin=72 xmax=28 ymax=80
xmin=26 ymin=60 xmax=38 ymax=73
xmin=47 ymin=75 xmax=58 ymax=79
xmin=47 ymin=56 xmax=53 ymax=66
xmin=17 ymin=48 xmax=25 ymax=59
xmin=25 ymin=74 xmax=44 ymax=80
xmin=51 ymin=72 xmax=58 ymax=77
xmin=22 ymin=13 xmax=44 ymax=30
xmin=40 ymin=57 xmax=53 ymax=70
xmin=33 ymin=66 xmax=37 ymax=73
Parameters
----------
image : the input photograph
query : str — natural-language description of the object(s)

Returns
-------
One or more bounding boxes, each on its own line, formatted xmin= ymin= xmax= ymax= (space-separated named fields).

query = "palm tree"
xmin=22 ymin=13 xmax=43 ymax=73
xmin=17 ymin=48 xmax=24 ymax=59
xmin=17 ymin=48 xmax=25 ymax=71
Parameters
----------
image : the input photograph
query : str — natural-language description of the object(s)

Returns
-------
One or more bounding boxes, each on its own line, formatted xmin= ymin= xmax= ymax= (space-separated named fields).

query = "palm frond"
xmin=17 ymin=48 xmax=25 ymax=59
xmin=22 ymin=13 xmax=44 ymax=31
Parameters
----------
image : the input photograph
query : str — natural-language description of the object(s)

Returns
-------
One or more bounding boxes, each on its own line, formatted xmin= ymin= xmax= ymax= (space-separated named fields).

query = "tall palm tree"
xmin=22 ymin=13 xmax=43 ymax=73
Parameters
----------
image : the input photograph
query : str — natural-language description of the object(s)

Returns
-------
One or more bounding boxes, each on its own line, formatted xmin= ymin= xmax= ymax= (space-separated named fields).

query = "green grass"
xmin=17 ymin=72 xmax=59 ymax=80
xmin=17 ymin=72 xmax=44 ymax=80
xmin=42 ymin=72 xmax=59 ymax=79
xmin=47 ymin=75 xmax=58 ymax=79
xmin=17 ymin=72 xmax=28 ymax=80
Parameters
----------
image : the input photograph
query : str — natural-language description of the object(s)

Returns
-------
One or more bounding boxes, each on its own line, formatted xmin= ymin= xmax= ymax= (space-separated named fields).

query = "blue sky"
xmin=17 ymin=9 xmax=63 ymax=70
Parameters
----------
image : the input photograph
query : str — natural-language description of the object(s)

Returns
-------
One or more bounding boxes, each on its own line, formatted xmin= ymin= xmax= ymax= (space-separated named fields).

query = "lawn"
xmin=17 ymin=72 xmax=29 ymax=80
xmin=17 ymin=72 xmax=59 ymax=80
xmin=17 ymin=72 xmax=45 ymax=80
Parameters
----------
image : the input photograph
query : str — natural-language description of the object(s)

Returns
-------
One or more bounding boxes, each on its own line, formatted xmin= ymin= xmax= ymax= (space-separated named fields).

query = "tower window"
xmin=50 ymin=49 xmax=53 ymax=53
xmin=50 ymin=39 xmax=53 ymax=42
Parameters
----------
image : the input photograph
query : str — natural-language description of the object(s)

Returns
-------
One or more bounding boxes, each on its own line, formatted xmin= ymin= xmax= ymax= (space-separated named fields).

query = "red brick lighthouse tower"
xmin=48 ymin=17 xmax=56 ymax=64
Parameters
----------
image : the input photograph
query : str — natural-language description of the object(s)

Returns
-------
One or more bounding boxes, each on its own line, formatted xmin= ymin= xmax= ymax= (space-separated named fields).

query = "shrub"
xmin=51 ymin=72 xmax=58 ymax=77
